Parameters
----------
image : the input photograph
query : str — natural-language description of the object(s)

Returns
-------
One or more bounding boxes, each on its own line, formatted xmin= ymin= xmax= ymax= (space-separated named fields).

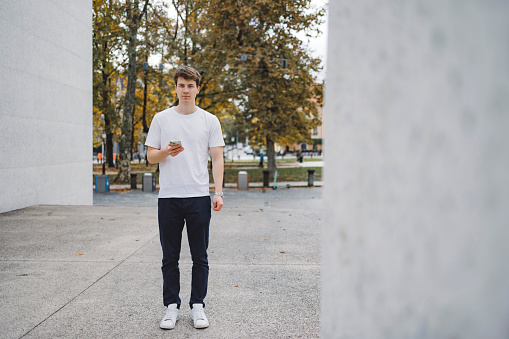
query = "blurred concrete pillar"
xmin=323 ymin=1 xmax=509 ymax=338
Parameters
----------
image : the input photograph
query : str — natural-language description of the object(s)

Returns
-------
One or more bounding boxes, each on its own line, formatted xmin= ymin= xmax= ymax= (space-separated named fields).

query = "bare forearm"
xmin=212 ymin=156 xmax=224 ymax=191
xmin=147 ymin=148 xmax=168 ymax=164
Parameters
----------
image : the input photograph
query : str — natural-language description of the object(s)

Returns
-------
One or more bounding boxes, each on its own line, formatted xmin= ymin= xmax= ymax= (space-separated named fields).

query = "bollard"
xmin=263 ymin=170 xmax=270 ymax=188
xmin=307 ymin=169 xmax=315 ymax=187
xmin=130 ymin=173 xmax=137 ymax=190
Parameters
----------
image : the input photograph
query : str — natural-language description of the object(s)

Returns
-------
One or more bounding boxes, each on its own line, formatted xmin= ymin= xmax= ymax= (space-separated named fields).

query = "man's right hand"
xmin=147 ymin=145 xmax=184 ymax=164
xmin=166 ymin=144 xmax=184 ymax=157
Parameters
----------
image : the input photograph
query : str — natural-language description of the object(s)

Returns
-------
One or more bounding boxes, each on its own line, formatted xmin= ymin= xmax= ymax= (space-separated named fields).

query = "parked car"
xmin=243 ymin=146 xmax=253 ymax=155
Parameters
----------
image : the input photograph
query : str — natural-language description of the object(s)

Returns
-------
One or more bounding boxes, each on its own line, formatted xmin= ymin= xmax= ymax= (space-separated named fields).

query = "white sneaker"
xmin=191 ymin=304 xmax=209 ymax=329
xmin=160 ymin=304 xmax=179 ymax=329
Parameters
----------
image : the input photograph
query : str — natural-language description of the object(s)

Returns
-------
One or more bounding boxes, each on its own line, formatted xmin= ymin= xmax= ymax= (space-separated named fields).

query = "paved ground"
xmin=0 ymin=187 xmax=322 ymax=338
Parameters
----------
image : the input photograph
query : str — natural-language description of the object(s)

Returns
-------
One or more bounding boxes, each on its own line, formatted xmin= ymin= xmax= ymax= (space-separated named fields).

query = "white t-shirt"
xmin=145 ymin=107 xmax=225 ymax=198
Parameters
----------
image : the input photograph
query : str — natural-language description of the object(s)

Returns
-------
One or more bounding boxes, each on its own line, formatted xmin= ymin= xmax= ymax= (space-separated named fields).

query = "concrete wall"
xmin=0 ymin=1 xmax=92 ymax=213
xmin=323 ymin=1 xmax=509 ymax=338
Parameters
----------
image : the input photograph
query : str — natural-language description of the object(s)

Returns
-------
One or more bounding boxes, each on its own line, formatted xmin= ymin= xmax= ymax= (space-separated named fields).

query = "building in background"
xmin=280 ymin=96 xmax=323 ymax=155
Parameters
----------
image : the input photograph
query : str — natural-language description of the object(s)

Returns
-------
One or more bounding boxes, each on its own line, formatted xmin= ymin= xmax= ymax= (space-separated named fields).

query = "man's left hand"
xmin=212 ymin=195 xmax=223 ymax=211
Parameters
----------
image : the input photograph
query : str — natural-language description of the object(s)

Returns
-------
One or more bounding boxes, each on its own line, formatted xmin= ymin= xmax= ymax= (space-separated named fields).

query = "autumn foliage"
xmin=93 ymin=0 xmax=325 ymax=182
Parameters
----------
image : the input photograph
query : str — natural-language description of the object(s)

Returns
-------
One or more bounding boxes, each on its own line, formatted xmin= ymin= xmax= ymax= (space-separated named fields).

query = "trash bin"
xmin=95 ymin=175 xmax=110 ymax=192
xmin=142 ymin=173 xmax=156 ymax=192
xmin=238 ymin=171 xmax=248 ymax=190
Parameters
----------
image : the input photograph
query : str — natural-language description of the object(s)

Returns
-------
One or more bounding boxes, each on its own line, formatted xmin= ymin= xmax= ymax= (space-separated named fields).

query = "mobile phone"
xmin=170 ymin=140 xmax=182 ymax=146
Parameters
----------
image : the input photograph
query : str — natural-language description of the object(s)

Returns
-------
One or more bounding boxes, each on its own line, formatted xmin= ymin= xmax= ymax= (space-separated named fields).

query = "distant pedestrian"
xmin=259 ymin=153 xmax=264 ymax=168
xmin=145 ymin=66 xmax=224 ymax=330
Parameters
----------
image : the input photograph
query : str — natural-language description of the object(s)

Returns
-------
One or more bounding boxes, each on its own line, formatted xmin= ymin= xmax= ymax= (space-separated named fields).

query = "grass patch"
xmin=220 ymin=167 xmax=322 ymax=183
xmin=93 ymin=162 xmax=322 ymax=184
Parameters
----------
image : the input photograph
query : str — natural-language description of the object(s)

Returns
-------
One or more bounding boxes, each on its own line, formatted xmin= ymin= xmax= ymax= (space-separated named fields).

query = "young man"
xmin=145 ymin=66 xmax=225 ymax=330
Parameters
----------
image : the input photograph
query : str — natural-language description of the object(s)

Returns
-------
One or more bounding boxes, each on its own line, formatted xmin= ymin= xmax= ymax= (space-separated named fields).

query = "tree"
xmin=93 ymin=0 xmax=324 ymax=183
xmin=163 ymin=0 xmax=243 ymax=115
xmin=204 ymin=0 xmax=325 ymax=178
xmin=93 ymin=0 xmax=125 ymax=167
xmin=94 ymin=0 xmax=174 ymax=175
xmin=137 ymin=2 xmax=174 ymax=135
xmin=117 ymin=0 xmax=150 ymax=183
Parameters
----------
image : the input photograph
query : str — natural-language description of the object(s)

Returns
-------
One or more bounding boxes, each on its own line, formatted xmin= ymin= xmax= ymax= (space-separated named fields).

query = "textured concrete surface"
xmin=0 ymin=1 xmax=93 ymax=213
xmin=0 ymin=188 xmax=322 ymax=338
xmin=323 ymin=1 xmax=509 ymax=338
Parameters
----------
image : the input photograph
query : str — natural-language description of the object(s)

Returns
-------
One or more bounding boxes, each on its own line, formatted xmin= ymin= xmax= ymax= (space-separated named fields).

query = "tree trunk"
xmin=130 ymin=102 xmax=136 ymax=164
xmin=117 ymin=0 xmax=149 ymax=183
xmin=266 ymin=136 xmax=276 ymax=181
xmin=118 ymin=0 xmax=140 ymax=183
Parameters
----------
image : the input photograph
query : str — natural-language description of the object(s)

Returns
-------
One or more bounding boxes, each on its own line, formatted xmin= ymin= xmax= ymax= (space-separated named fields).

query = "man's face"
xmin=175 ymin=77 xmax=199 ymax=103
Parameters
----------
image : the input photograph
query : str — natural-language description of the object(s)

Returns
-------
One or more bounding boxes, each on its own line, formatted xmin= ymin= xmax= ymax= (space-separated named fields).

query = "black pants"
xmin=158 ymin=196 xmax=211 ymax=308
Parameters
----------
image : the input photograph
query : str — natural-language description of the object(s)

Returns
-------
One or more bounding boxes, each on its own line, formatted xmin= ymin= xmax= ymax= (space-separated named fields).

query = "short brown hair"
xmin=173 ymin=66 xmax=201 ymax=87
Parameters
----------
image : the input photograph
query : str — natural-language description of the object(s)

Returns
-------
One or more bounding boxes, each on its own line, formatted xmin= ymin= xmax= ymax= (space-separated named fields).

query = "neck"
xmin=174 ymin=102 xmax=197 ymax=115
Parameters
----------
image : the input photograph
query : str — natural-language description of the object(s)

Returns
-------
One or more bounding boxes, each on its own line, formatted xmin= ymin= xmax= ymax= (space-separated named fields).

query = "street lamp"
xmin=141 ymin=131 xmax=147 ymax=165
xmin=223 ymin=133 xmax=227 ymax=160
xmin=231 ymin=136 xmax=235 ymax=163
xmin=142 ymin=61 xmax=165 ymax=140
xmin=101 ymin=133 xmax=106 ymax=175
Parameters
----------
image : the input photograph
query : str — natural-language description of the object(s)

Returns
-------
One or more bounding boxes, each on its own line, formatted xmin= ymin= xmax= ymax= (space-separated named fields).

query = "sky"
xmin=297 ymin=0 xmax=328 ymax=82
